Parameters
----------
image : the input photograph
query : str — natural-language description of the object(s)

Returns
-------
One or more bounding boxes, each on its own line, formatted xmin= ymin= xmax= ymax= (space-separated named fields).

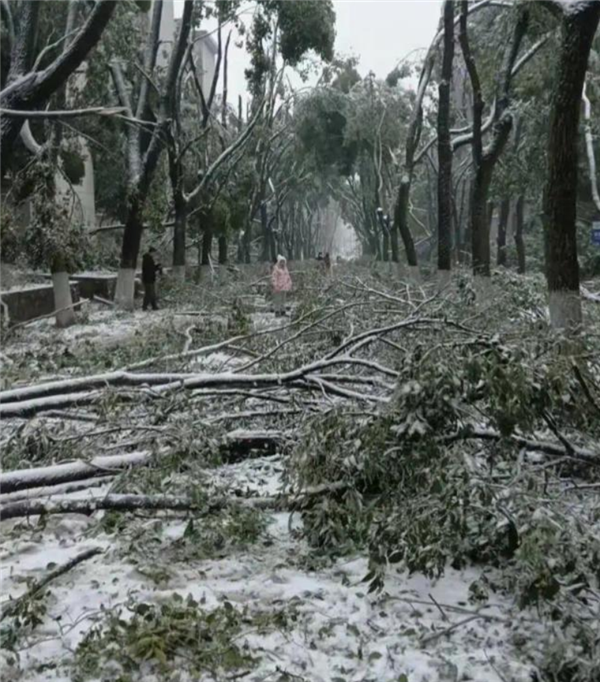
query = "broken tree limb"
xmin=0 ymin=370 xmax=206 ymax=404
xmin=0 ymin=354 xmax=397 ymax=417
xmin=0 ymin=106 xmax=127 ymax=119
xmin=0 ymin=494 xmax=204 ymax=522
xmin=442 ymin=428 xmax=600 ymax=466
xmin=0 ymin=451 xmax=150 ymax=494
xmin=0 ymin=547 xmax=103 ymax=621
xmin=0 ymin=476 xmax=115 ymax=505
xmin=0 ymin=431 xmax=289 ymax=494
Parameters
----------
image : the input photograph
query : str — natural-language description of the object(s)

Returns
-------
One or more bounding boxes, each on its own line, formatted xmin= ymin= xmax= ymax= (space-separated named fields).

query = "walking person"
xmin=271 ymin=255 xmax=292 ymax=317
xmin=142 ymin=246 xmax=162 ymax=311
xmin=324 ymin=252 xmax=332 ymax=274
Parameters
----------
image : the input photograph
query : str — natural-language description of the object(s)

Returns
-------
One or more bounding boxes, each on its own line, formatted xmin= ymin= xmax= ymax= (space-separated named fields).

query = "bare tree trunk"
xmin=437 ymin=0 xmax=455 ymax=278
xmin=172 ymin=198 xmax=187 ymax=281
xmin=514 ymin=194 xmax=525 ymax=274
xmin=260 ymin=201 xmax=270 ymax=262
xmin=380 ymin=229 xmax=389 ymax=262
xmin=169 ymin=144 xmax=187 ymax=281
xmin=542 ymin=2 xmax=600 ymax=330
xmin=393 ymin=183 xmax=418 ymax=266
xmin=496 ymin=197 xmax=510 ymax=266
xmin=201 ymin=225 xmax=213 ymax=266
xmin=470 ymin=176 xmax=493 ymax=277
xmin=115 ymin=198 xmax=144 ymax=309
xmin=390 ymin=217 xmax=399 ymax=262
xmin=218 ymin=235 xmax=228 ymax=265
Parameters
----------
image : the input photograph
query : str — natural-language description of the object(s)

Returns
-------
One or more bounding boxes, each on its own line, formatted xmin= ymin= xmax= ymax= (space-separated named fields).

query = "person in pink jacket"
xmin=271 ymin=255 xmax=292 ymax=316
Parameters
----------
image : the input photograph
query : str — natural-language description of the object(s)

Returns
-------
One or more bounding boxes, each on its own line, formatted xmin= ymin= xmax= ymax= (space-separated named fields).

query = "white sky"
xmin=174 ymin=1 xmax=443 ymax=103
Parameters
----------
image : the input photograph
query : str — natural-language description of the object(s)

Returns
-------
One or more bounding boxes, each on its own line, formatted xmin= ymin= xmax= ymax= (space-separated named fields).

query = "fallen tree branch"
xmin=92 ymin=295 xmax=115 ymax=307
xmin=0 ymin=493 xmax=204 ymax=522
xmin=0 ymin=106 xmax=127 ymax=119
xmin=0 ymin=451 xmax=150 ymax=494
xmin=0 ymin=476 xmax=115 ymax=505
xmin=572 ymin=363 xmax=600 ymax=417
xmin=443 ymin=428 xmax=600 ymax=466
xmin=0 ymin=547 xmax=103 ymax=620
xmin=0 ymin=354 xmax=396 ymax=417
xmin=0 ymin=430 xmax=289 ymax=493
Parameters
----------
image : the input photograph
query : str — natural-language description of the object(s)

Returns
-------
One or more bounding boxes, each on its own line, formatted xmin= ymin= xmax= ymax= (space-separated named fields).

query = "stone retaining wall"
xmin=0 ymin=283 xmax=80 ymax=325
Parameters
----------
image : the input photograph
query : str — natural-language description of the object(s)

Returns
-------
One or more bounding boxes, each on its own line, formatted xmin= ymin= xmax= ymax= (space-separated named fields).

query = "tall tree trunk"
xmin=260 ymin=202 xmax=271 ymax=262
xmin=390 ymin=216 xmax=399 ymax=263
xmin=514 ymin=194 xmax=525 ymax=274
xmin=201 ymin=225 xmax=213 ymax=266
xmin=496 ymin=197 xmax=510 ymax=267
xmin=167 ymin=132 xmax=187 ymax=281
xmin=172 ymin=197 xmax=187 ymax=281
xmin=114 ymin=198 xmax=144 ymax=310
xmin=218 ymin=235 xmax=228 ymax=264
xmin=393 ymin=183 xmax=418 ymax=266
xmin=542 ymin=1 xmax=600 ymax=330
xmin=470 ymin=176 xmax=494 ymax=276
xmin=114 ymin=0 xmax=193 ymax=309
xmin=382 ymin=229 xmax=390 ymax=262
xmin=238 ymin=219 xmax=252 ymax=264
xmin=459 ymin=1 xmax=529 ymax=280
xmin=437 ymin=0 xmax=455 ymax=277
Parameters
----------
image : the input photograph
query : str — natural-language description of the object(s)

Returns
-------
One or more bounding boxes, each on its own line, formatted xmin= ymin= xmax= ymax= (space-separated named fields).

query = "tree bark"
xmin=542 ymin=2 xmax=600 ymax=329
xmin=389 ymin=216 xmax=399 ymax=263
xmin=437 ymin=0 xmax=455 ymax=275
xmin=201 ymin=225 xmax=213 ymax=267
xmin=115 ymin=197 xmax=144 ymax=309
xmin=172 ymin=200 xmax=187 ymax=280
xmin=496 ymin=197 xmax=510 ymax=266
xmin=514 ymin=194 xmax=525 ymax=274
xmin=218 ymin=235 xmax=228 ymax=265
xmin=382 ymin=228 xmax=390 ymax=262
xmin=393 ymin=182 xmax=418 ymax=266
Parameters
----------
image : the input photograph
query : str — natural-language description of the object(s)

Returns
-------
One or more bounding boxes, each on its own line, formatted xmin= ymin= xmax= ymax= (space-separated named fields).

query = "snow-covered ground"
xmin=0 ymin=290 xmax=553 ymax=682
xmin=0 ymin=453 xmax=537 ymax=682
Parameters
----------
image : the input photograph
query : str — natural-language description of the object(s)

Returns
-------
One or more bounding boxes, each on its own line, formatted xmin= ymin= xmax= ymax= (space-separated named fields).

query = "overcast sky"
xmin=174 ymin=1 xmax=443 ymax=102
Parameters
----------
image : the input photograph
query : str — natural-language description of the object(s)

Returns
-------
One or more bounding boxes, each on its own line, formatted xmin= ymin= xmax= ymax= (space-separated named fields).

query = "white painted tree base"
xmin=549 ymin=290 xmax=582 ymax=330
xmin=52 ymin=271 xmax=75 ymax=328
xmin=172 ymin=265 xmax=186 ymax=282
xmin=115 ymin=268 xmax=136 ymax=311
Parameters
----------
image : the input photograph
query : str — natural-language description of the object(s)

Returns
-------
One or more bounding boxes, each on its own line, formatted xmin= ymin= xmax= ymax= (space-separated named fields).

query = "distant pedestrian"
xmin=142 ymin=247 xmax=162 ymax=311
xmin=324 ymin=252 xmax=332 ymax=273
xmin=271 ymin=255 xmax=292 ymax=317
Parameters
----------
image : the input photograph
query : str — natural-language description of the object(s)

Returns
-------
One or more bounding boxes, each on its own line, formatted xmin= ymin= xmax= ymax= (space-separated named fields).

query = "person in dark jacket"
xmin=142 ymin=247 xmax=162 ymax=311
